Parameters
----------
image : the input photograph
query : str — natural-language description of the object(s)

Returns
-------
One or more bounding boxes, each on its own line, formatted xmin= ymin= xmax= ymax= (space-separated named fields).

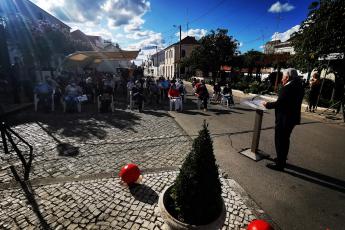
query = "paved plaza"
xmin=0 ymin=106 xmax=271 ymax=229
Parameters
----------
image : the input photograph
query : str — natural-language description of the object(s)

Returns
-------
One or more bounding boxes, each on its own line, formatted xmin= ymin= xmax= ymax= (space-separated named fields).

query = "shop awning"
xmin=66 ymin=50 xmax=140 ymax=62
xmin=61 ymin=50 xmax=140 ymax=70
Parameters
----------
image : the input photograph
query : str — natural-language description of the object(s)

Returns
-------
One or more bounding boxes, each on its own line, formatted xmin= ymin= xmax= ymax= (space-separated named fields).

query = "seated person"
xmin=64 ymin=82 xmax=82 ymax=111
xmin=34 ymin=80 xmax=53 ymax=111
xmin=98 ymin=79 xmax=114 ymax=113
xmin=84 ymin=77 xmax=95 ymax=102
xmin=222 ymin=83 xmax=234 ymax=105
xmin=168 ymin=83 xmax=181 ymax=98
xmin=168 ymin=82 xmax=182 ymax=111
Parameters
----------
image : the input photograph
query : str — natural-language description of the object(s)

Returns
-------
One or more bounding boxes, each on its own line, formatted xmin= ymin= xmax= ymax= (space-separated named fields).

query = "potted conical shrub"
xmin=159 ymin=122 xmax=225 ymax=229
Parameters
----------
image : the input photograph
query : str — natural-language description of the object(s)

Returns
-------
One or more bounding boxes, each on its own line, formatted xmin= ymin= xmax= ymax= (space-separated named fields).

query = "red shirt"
xmin=168 ymin=87 xmax=180 ymax=97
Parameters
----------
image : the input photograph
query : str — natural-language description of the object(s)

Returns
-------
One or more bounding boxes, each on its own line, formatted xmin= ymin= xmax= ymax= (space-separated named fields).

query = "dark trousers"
xmin=200 ymin=97 xmax=208 ymax=109
xmin=274 ymin=124 xmax=295 ymax=167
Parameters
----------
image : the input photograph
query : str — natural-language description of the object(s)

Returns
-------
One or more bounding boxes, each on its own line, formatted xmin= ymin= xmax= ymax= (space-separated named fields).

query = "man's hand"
xmin=262 ymin=101 xmax=267 ymax=108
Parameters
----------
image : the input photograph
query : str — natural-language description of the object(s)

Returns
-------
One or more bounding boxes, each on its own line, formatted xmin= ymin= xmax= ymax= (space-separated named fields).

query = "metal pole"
xmin=179 ymin=25 xmax=181 ymax=79
xmin=156 ymin=46 xmax=158 ymax=77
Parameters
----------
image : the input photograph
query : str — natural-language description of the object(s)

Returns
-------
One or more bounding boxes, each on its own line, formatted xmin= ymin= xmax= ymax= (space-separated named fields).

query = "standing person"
xmin=213 ymin=82 xmax=221 ymax=102
xmin=132 ymin=80 xmax=145 ymax=112
xmin=195 ymin=80 xmax=209 ymax=111
xmin=263 ymin=68 xmax=304 ymax=171
xmin=308 ymin=72 xmax=321 ymax=112
xmin=9 ymin=57 xmax=21 ymax=104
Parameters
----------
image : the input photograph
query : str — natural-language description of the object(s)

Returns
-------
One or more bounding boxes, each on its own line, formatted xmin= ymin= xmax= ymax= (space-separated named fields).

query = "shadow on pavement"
xmin=285 ymin=163 xmax=345 ymax=194
xmin=208 ymin=108 xmax=244 ymax=115
xmin=129 ymin=183 xmax=159 ymax=205
xmin=143 ymin=110 xmax=172 ymax=117
xmin=9 ymin=109 xmax=141 ymax=140
xmin=10 ymin=166 xmax=51 ymax=229
xmin=56 ymin=143 xmax=79 ymax=157
xmin=266 ymin=158 xmax=345 ymax=194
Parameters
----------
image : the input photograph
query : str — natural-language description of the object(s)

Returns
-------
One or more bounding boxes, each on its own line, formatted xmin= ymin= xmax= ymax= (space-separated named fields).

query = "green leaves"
xmin=170 ymin=122 xmax=222 ymax=225
xmin=183 ymin=28 xmax=238 ymax=76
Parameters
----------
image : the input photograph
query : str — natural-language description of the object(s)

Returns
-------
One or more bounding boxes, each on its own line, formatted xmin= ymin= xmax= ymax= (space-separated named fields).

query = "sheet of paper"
xmin=241 ymin=99 xmax=267 ymax=110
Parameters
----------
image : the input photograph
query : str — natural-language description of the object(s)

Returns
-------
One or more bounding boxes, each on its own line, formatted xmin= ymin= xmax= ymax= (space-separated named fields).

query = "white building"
xmin=162 ymin=36 xmax=199 ymax=79
xmin=264 ymin=40 xmax=295 ymax=55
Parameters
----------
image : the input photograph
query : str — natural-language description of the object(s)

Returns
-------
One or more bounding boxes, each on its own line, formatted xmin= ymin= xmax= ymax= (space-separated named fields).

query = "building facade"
xmin=160 ymin=36 xmax=199 ymax=79
xmin=264 ymin=39 xmax=294 ymax=55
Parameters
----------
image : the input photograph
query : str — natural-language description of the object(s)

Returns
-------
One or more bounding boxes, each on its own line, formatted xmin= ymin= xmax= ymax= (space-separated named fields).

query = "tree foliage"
xmin=169 ymin=122 xmax=222 ymax=225
xmin=291 ymin=0 xmax=345 ymax=76
xmin=5 ymin=15 xmax=92 ymax=68
xmin=183 ymin=29 xmax=238 ymax=77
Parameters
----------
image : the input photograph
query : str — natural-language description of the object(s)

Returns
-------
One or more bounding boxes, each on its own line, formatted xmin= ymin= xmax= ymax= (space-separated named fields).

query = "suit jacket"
xmin=266 ymin=79 xmax=304 ymax=127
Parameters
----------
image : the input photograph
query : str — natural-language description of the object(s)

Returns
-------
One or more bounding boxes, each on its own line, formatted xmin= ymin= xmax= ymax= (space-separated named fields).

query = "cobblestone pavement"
xmin=0 ymin=171 xmax=260 ymax=230
xmin=0 ymin=106 xmax=270 ymax=229
xmin=1 ymin=108 xmax=191 ymax=183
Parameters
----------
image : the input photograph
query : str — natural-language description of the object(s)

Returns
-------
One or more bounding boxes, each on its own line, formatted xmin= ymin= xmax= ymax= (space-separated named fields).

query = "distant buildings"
xmin=0 ymin=0 xmax=71 ymax=64
xmin=148 ymin=36 xmax=199 ymax=78
xmin=0 ymin=0 xmax=137 ymax=73
xmin=264 ymin=39 xmax=295 ymax=55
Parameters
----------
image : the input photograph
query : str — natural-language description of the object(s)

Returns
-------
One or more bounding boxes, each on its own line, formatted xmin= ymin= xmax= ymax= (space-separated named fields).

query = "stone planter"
xmin=158 ymin=185 xmax=226 ymax=230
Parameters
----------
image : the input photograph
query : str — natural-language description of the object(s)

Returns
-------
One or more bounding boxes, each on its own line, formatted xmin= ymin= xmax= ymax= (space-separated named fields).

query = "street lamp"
xmin=174 ymin=25 xmax=182 ymax=79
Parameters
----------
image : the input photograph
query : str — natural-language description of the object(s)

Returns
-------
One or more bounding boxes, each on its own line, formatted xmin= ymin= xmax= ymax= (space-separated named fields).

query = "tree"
xmin=291 ymin=0 xmax=345 ymax=120
xmin=183 ymin=29 xmax=239 ymax=81
xmin=242 ymin=50 xmax=265 ymax=79
xmin=291 ymin=0 xmax=345 ymax=79
xmin=5 ymin=15 xmax=93 ymax=68
xmin=169 ymin=122 xmax=222 ymax=225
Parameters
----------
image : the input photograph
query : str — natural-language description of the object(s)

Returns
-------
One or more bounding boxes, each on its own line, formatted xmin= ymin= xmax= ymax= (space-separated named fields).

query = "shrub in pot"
xmin=160 ymin=122 xmax=224 ymax=228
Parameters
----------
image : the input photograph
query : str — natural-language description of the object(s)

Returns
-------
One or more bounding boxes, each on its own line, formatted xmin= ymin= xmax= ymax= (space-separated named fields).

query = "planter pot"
xmin=158 ymin=185 xmax=226 ymax=230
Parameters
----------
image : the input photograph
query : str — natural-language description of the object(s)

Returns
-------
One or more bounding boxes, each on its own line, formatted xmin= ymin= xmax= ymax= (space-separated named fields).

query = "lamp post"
xmin=174 ymin=25 xmax=182 ymax=79
xmin=155 ymin=45 xmax=158 ymax=77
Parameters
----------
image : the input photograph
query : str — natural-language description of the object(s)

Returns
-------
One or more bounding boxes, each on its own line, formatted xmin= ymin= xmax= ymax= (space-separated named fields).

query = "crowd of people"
xmin=32 ymin=71 xmax=239 ymax=114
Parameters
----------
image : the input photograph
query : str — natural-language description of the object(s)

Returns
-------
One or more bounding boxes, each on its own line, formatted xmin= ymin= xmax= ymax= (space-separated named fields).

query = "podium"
xmin=240 ymin=99 xmax=269 ymax=161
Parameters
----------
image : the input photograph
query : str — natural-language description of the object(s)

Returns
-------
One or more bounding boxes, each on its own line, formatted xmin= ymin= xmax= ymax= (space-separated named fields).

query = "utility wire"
xmin=189 ymin=0 xmax=228 ymax=25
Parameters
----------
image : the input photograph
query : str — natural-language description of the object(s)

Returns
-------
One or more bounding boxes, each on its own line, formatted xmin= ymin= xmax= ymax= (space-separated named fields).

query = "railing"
xmin=0 ymin=121 xmax=33 ymax=180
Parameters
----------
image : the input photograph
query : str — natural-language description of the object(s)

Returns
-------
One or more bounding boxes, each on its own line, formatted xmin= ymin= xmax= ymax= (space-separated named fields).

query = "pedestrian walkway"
xmin=0 ymin=100 xmax=273 ymax=229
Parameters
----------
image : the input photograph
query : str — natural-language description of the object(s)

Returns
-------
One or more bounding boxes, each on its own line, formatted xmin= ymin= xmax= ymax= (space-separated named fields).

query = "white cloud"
xmin=268 ymin=1 xmax=295 ymax=13
xmin=271 ymin=25 xmax=300 ymax=42
xmin=259 ymin=45 xmax=265 ymax=50
xmin=238 ymin=42 xmax=243 ymax=47
xmin=124 ymin=17 xmax=145 ymax=32
xmin=126 ymin=31 xmax=164 ymax=50
xmin=31 ymin=0 xmax=150 ymax=28
xmin=102 ymin=0 xmax=150 ymax=27
xmin=176 ymin=28 xmax=207 ymax=39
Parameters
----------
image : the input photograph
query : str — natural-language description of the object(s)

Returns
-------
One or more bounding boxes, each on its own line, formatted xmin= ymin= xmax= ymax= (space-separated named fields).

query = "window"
xmin=181 ymin=49 xmax=186 ymax=58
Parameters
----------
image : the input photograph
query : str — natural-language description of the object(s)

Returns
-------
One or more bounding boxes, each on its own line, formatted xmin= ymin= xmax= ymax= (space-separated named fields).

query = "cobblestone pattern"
xmin=0 ymin=171 xmax=257 ymax=230
xmin=0 ymin=110 xmax=191 ymax=182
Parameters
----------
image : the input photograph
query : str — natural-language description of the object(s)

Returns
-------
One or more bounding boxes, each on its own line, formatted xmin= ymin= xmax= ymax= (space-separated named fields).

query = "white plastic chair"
xmin=62 ymin=97 xmax=82 ymax=113
xmin=34 ymin=90 xmax=55 ymax=112
xmin=97 ymin=95 xmax=115 ymax=112
xmin=169 ymin=97 xmax=183 ymax=111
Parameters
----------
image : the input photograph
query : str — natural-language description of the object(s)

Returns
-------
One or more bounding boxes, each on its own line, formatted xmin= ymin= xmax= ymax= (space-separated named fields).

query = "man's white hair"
xmin=283 ymin=68 xmax=298 ymax=80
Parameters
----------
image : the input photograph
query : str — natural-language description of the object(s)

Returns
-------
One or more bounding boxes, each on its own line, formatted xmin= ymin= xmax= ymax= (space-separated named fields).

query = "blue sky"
xmin=31 ymin=0 xmax=313 ymax=60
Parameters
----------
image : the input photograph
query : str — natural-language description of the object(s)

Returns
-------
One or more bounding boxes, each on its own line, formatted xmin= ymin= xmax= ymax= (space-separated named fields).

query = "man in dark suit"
xmin=263 ymin=68 xmax=305 ymax=171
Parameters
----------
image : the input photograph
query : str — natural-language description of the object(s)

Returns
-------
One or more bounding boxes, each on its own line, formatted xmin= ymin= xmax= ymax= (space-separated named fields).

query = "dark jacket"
xmin=266 ymin=79 xmax=304 ymax=127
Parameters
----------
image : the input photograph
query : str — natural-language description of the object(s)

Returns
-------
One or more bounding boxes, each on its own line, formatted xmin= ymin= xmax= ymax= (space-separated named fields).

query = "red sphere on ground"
xmin=119 ymin=164 xmax=141 ymax=185
xmin=247 ymin=220 xmax=274 ymax=230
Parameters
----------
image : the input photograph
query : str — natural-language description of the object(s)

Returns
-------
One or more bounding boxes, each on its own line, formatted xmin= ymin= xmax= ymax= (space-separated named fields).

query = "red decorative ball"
xmin=247 ymin=220 xmax=274 ymax=230
xmin=119 ymin=164 xmax=141 ymax=185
